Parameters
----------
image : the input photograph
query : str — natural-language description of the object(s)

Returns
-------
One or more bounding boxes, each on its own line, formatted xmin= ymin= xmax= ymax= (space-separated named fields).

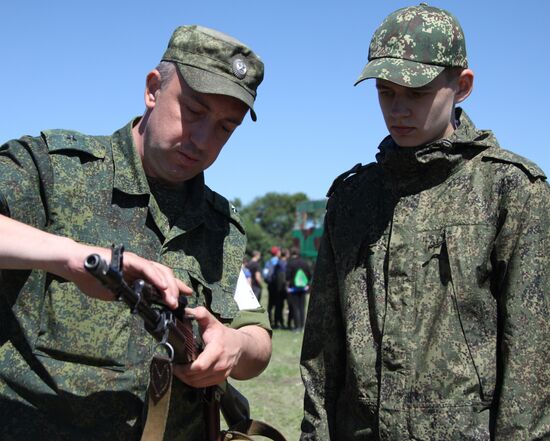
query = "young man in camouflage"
xmin=300 ymin=4 xmax=549 ymax=440
xmin=0 ymin=26 xmax=271 ymax=440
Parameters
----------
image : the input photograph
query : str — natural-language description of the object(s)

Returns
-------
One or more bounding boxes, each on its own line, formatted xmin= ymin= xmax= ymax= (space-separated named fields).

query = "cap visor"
xmin=354 ymin=58 xmax=445 ymax=88
xmin=177 ymin=64 xmax=257 ymax=121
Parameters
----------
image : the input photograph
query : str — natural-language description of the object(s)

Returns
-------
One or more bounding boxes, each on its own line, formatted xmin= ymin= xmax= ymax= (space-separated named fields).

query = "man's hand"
xmin=173 ymin=306 xmax=271 ymax=387
xmin=0 ymin=214 xmax=191 ymax=309
xmin=70 ymin=244 xmax=191 ymax=309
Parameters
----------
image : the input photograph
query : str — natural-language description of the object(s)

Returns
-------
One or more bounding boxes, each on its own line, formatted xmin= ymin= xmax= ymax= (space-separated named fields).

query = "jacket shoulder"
xmin=41 ymin=129 xmax=109 ymax=159
xmin=326 ymin=162 xmax=378 ymax=198
xmin=480 ymin=146 xmax=546 ymax=182
xmin=204 ymin=186 xmax=245 ymax=235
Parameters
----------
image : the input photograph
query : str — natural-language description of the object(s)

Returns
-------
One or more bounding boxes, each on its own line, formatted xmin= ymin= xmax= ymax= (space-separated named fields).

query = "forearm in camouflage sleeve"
xmin=493 ymin=180 xmax=550 ymax=439
xmin=300 ymin=222 xmax=345 ymax=441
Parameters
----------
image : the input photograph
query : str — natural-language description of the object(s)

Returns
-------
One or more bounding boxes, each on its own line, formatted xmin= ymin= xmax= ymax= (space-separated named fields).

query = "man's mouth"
xmin=176 ymin=150 xmax=199 ymax=164
xmin=391 ymin=125 xmax=415 ymax=136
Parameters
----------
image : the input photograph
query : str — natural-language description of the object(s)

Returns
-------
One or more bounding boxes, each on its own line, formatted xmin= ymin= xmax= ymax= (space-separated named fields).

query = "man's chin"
xmin=152 ymin=168 xmax=198 ymax=186
xmin=392 ymin=136 xmax=421 ymax=148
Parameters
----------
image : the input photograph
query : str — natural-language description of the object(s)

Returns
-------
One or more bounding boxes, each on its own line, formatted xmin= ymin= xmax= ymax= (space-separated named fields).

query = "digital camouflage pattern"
xmin=300 ymin=109 xmax=550 ymax=440
xmin=355 ymin=3 xmax=468 ymax=88
xmin=0 ymin=121 xmax=269 ymax=440
xmin=162 ymin=25 xmax=264 ymax=121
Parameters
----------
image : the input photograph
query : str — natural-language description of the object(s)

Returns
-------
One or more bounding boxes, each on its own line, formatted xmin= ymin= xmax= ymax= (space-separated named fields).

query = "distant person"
xmin=247 ymin=250 xmax=263 ymax=301
xmin=242 ymin=256 xmax=252 ymax=285
xmin=0 ymin=25 xmax=271 ymax=440
xmin=286 ymin=247 xmax=311 ymax=332
xmin=263 ymin=246 xmax=281 ymax=327
xmin=300 ymin=4 xmax=550 ymax=440
xmin=273 ymin=247 xmax=289 ymax=329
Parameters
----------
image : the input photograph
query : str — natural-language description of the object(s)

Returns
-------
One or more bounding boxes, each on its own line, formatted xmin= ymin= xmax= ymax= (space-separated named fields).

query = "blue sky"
xmin=2 ymin=1 xmax=549 ymax=205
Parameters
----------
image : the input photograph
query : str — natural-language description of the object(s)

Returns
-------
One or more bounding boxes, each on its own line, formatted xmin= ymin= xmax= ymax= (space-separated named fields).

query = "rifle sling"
xmin=139 ymin=360 xmax=287 ymax=441
xmin=222 ymin=419 xmax=288 ymax=441
xmin=140 ymin=356 xmax=174 ymax=441
xmin=140 ymin=356 xmax=222 ymax=441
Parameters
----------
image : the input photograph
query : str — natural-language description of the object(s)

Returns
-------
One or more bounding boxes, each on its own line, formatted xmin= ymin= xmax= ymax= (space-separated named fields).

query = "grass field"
xmin=229 ymin=328 xmax=305 ymax=440
xmin=224 ymin=286 xmax=306 ymax=440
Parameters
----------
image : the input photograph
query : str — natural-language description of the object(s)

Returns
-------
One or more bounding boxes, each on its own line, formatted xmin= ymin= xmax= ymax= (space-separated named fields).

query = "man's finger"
xmin=173 ymin=353 xmax=228 ymax=388
xmin=184 ymin=306 xmax=220 ymax=332
xmin=176 ymin=279 xmax=193 ymax=295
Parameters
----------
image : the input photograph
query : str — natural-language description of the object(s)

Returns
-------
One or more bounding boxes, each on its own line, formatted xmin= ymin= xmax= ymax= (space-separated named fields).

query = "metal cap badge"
xmin=232 ymin=58 xmax=248 ymax=79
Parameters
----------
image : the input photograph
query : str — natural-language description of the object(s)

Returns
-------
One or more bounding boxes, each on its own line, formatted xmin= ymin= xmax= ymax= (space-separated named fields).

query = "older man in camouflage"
xmin=0 ymin=26 xmax=271 ymax=440
xmin=300 ymin=4 xmax=549 ymax=440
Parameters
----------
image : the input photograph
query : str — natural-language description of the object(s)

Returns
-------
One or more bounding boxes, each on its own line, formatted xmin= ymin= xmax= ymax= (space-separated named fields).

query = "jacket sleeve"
xmin=0 ymin=137 xmax=49 ymax=228
xmin=492 ymin=177 xmax=550 ymax=439
xmin=300 ymin=214 xmax=345 ymax=440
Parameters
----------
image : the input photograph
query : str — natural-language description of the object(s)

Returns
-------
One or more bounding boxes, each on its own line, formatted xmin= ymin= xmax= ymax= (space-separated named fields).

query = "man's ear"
xmin=145 ymin=69 xmax=162 ymax=110
xmin=454 ymin=68 xmax=474 ymax=104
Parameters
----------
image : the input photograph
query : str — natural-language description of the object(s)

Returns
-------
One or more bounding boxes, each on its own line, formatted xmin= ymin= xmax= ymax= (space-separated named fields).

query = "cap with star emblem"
xmin=355 ymin=3 xmax=468 ymax=88
xmin=162 ymin=25 xmax=264 ymax=120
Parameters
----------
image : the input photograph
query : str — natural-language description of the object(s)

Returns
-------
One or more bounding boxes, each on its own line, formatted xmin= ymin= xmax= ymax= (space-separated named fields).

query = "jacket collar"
xmin=376 ymin=108 xmax=498 ymax=195
xmin=110 ymin=119 xmax=207 ymax=234
xmin=111 ymin=118 xmax=151 ymax=196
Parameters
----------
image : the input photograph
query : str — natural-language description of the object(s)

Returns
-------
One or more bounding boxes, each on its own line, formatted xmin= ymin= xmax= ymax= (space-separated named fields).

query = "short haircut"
xmin=155 ymin=61 xmax=177 ymax=89
xmin=443 ymin=66 xmax=464 ymax=84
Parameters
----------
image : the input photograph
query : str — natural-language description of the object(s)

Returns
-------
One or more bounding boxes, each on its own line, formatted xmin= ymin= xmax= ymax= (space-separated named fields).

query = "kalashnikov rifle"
xmin=84 ymin=245 xmax=197 ymax=364
xmin=84 ymin=244 xmax=287 ymax=441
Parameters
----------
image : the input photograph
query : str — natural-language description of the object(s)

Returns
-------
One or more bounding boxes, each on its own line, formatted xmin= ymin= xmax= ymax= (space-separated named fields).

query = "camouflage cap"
xmin=355 ymin=3 xmax=467 ymax=88
xmin=162 ymin=25 xmax=264 ymax=121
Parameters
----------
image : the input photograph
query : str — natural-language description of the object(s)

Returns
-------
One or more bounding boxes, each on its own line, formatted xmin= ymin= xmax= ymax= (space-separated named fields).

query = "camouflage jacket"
xmin=300 ymin=109 xmax=550 ymax=440
xmin=0 ymin=120 xmax=267 ymax=440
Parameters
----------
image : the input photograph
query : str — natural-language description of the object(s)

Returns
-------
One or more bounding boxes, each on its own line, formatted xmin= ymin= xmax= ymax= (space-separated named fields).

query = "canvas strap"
xmin=221 ymin=419 xmax=288 ymax=441
xmin=140 ymin=355 xmax=174 ymax=441
xmin=140 ymin=355 xmax=223 ymax=441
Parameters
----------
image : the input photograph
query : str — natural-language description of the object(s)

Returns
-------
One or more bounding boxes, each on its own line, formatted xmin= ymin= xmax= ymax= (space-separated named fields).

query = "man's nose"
xmin=188 ymin=121 xmax=213 ymax=151
xmin=390 ymin=95 xmax=411 ymax=118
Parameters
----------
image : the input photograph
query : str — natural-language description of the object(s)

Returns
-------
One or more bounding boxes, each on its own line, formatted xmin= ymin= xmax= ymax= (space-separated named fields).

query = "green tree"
xmin=239 ymin=192 xmax=308 ymax=255
xmin=241 ymin=217 xmax=272 ymax=256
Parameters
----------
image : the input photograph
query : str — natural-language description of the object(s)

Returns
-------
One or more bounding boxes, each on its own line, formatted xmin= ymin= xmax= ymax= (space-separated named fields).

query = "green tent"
xmin=291 ymin=200 xmax=326 ymax=259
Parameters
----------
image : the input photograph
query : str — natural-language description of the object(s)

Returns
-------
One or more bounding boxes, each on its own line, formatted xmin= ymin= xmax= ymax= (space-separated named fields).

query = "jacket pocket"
xmin=444 ymin=224 xmax=498 ymax=402
xmin=167 ymin=265 xmax=240 ymax=321
xmin=408 ymin=403 xmax=491 ymax=440
xmin=34 ymin=278 xmax=131 ymax=370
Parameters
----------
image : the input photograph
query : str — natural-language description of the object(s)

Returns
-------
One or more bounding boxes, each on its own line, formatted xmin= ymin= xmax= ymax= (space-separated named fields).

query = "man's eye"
xmin=221 ymin=125 xmax=234 ymax=134
xmin=186 ymin=105 xmax=200 ymax=115
xmin=410 ymin=90 xmax=428 ymax=98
